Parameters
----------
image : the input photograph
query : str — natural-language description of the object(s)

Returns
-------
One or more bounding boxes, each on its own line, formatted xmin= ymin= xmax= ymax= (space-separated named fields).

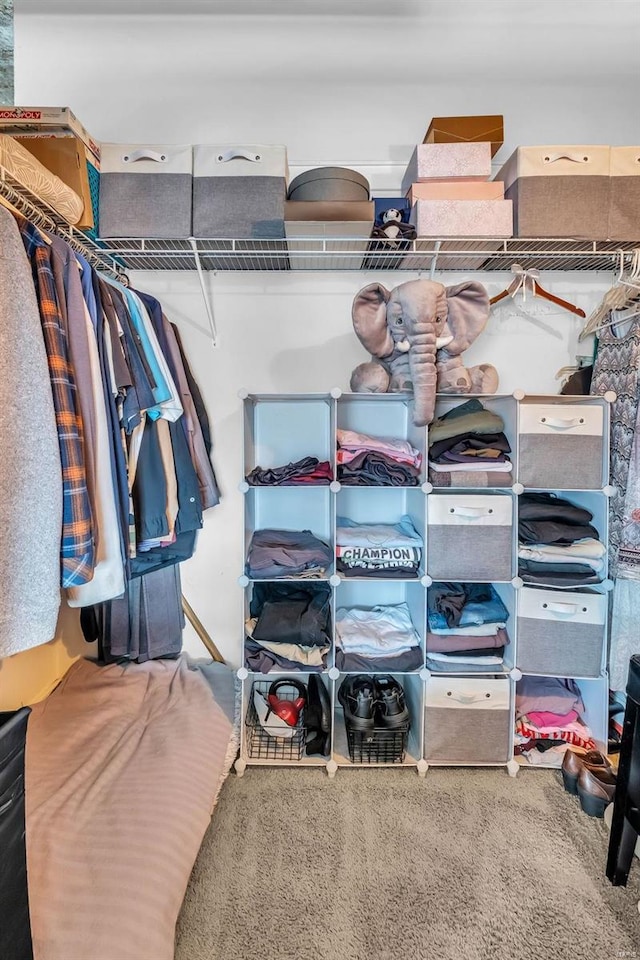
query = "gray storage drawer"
xmin=193 ymin=144 xmax=288 ymax=239
xmin=427 ymin=493 xmax=514 ymax=581
xmin=99 ymin=143 xmax=192 ymax=238
xmin=517 ymin=587 xmax=607 ymax=678
xmin=518 ymin=402 xmax=605 ymax=489
xmin=424 ymin=677 xmax=511 ymax=763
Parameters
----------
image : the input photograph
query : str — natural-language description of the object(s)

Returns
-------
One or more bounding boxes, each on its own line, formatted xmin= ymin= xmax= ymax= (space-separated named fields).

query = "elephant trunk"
xmin=407 ymin=319 xmax=438 ymax=427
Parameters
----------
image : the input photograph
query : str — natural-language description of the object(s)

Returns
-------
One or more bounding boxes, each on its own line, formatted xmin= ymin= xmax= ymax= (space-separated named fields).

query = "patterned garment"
xmin=19 ymin=219 xmax=95 ymax=586
xmin=591 ymin=315 xmax=640 ymax=689
xmin=590 ymin=316 xmax=640 ymax=575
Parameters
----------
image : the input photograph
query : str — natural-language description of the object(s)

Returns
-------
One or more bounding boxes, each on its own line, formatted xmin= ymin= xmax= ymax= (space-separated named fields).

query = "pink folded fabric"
xmin=426 ymin=626 xmax=509 ymax=653
xmin=337 ymin=429 xmax=422 ymax=468
xmin=526 ymin=709 xmax=579 ymax=728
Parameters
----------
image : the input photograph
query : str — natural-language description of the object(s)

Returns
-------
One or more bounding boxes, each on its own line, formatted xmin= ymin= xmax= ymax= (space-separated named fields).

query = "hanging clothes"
xmin=0 ymin=206 xmax=62 ymax=657
xmin=591 ymin=316 xmax=640 ymax=688
xmin=0 ymin=205 xmax=219 ymax=661
xmin=18 ymin=217 xmax=95 ymax=586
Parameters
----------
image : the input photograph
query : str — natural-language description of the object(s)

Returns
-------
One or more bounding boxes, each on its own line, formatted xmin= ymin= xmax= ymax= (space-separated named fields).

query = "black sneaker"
xmin=338 ymin=675 xmax=376 ymax=730
xmin=374 ymin=676 xmax=410 ymax=728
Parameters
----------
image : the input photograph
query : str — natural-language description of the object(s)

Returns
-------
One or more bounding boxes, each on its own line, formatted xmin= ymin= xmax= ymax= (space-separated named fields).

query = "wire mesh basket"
xmin=245 ymin=680 xmax=306 ymax=761
xmin=345 ymin=720 xmax=410 ymax=764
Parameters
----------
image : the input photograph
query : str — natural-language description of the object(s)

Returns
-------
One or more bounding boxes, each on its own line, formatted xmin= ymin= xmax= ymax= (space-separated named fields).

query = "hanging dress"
xmin=591 ymin=314 xmax=640 ymax=689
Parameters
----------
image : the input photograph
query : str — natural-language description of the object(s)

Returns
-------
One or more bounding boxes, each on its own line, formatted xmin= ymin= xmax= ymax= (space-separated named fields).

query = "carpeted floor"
xmin=176 ymin=767 xmax=640 ymax=960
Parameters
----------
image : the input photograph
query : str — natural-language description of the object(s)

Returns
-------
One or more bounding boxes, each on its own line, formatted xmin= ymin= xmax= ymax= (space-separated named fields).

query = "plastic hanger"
xmin=490 ymin=263 xmax=586 ymax=317
xmin=589 ymin=302 xmax=640 ymax=338
xmin=579 ymin=247 xmax=640 ymax=341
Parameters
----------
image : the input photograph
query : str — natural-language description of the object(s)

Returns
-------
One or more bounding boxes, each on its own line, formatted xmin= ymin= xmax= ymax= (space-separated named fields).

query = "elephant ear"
xmin=352 ymin=282 xmax=393 ymax=358
xmin=444 ymin=281 xmax=490 ymax=356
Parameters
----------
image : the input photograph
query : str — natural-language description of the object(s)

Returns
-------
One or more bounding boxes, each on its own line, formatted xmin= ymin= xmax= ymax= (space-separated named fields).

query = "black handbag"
xmin=0 ymin=707 xmax=33 ymax=960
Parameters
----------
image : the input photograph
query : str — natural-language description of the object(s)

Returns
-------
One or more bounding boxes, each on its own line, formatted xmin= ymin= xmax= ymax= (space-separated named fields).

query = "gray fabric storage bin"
xmin=424 ymin=677 xmax=511 ymax=763
xmin=193 ymin=144 xmax=288 ymax=239
xmin=427 ymin=494 xmax=514 ymax=581
xmin=517 ymin=587 xmax=606 ymax=678
xmin=288 ymin=167 xmax=370 ymax=202
xmin=99 ymin=143 xmax=192 ymax=238
xmin=518 ymin=402 xmax=605 ymax=489
xmin=496 ymin=145 xmax=610 ymax=239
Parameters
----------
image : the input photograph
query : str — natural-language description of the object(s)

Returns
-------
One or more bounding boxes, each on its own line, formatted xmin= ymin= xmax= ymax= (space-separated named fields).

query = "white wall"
xmin=11 ymin=1 xmax=638 ymax=666
xmin=128 ymin=268 xmax=607 ymax=665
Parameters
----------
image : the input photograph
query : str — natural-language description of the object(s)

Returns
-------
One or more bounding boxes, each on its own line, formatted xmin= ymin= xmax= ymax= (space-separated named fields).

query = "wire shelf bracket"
xmin=189 ymin=238 xmax=218 ymax=347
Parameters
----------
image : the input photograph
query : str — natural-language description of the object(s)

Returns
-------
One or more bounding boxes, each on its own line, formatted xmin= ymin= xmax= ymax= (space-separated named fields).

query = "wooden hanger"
xmin=490 ymin=263 xmax=586 ymax=318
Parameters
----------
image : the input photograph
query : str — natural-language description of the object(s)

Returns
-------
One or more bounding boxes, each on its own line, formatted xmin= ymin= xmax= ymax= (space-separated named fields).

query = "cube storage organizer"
xmin=234 ymin=391 xmax=613 ymax=779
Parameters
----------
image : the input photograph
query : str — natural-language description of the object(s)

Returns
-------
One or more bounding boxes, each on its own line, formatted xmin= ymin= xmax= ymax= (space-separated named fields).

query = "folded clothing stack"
xmin=246 ymin=456 xmax=332 ymax=485
xmin=335 ymin=603 xmax=423 ymax=672
xmin=427 ymin=582 xmax=510 ymax=672
xmin=337 ymin=429 xmax=421 ymax=486
xmin=336 ymin=515 xmax=423 ymax=578
xmin=428 ymin=399 xmax=512 ymax=488
xmin=518 ymin=493 xmax=605 ymax=587
xmin=515 ymin=676 xmax=597 ymax=764
xmin=246 ymin=528 xmax=333 ymax=580
xmin=245 ymin=582 xmax=331 ymax=673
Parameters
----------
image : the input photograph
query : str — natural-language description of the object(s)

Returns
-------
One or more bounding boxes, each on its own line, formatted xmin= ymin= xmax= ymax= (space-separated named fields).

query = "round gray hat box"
xmin=287 ymin=166 xmax=370 ymax=202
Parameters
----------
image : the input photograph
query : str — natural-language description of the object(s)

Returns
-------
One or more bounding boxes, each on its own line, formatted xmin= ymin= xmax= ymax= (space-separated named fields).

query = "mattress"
xmin=0 ymin=134 xmax=85 ymax=225
xmin=25 ymin=655 xmax=239 ymax=960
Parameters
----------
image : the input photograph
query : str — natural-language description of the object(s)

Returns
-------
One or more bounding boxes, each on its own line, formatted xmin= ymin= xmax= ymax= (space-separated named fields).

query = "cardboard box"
xmin=15 ymin=135 xmax=94 ymax=231
xmin=284 ymin=200 xmax=374 ymax=222
xmin=424 ymin=115 xmax=504 ymax=157
xmin=402 ymin=142 xmax=492 ymax=194
xmin=0 ymin=110 xmax=101 ymax=233
xmin=285 ymin=216 xmax=374 ymax=269
xmin=407 ymin=181 xmax=504 ymax=202
xmin=0 ymin=107 xmax=100 ymax=163
xmin=410 ymin=198 xmax=513 ymax=237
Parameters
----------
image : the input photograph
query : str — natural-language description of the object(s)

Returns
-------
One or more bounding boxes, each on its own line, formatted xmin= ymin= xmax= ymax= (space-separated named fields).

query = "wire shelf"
xmin=96 ymin=236 xmax=639 ymax=273
xmin=2 ymin=166 xmax=637 ymax=274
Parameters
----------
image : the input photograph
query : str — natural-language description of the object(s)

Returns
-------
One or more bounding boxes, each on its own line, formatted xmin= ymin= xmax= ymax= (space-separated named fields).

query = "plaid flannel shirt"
xmin=19 ymin=220 xmax=95 ymax=586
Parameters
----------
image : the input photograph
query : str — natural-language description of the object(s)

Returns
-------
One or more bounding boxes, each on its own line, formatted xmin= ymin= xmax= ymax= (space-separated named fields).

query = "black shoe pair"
xmin=305 ymin=675 xmax=331 ymax=756
xmin=338 ymin=675 xmax=410 ymax=731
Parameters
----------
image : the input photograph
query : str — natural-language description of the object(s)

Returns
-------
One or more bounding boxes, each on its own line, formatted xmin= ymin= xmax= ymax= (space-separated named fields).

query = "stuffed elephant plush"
xmin=350 ymin=278 xmax=499 ymax=426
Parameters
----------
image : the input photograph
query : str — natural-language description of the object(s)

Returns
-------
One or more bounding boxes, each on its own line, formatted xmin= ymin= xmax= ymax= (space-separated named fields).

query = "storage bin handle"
xmin=543 ymin=152 xmax=591 ymax=164
xmin=542 ymin=601 xmax=579 ymax=616
xmin=448 ymin=505 xmax=495 ymax=518
xmin=122 ymin=149 xmax=168 ymax=164
xmin=216 ymin=149 xmax=262 ymax=164
xmin=446 ymin=691 xmax=493 ymax=705
xmin=539 ymin=415 xmax=584 ymax=429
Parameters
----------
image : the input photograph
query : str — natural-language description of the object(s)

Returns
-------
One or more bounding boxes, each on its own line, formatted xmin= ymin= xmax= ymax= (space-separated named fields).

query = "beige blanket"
xmin=26 ymin=656 xmax=238 ymax=960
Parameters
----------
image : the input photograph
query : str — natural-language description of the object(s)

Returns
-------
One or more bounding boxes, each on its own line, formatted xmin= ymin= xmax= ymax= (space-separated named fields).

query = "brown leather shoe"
xmin=561 ymin=749 xmax=613 ymax=795
xmin=577 ymin=766 xmax=617 ymax=818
